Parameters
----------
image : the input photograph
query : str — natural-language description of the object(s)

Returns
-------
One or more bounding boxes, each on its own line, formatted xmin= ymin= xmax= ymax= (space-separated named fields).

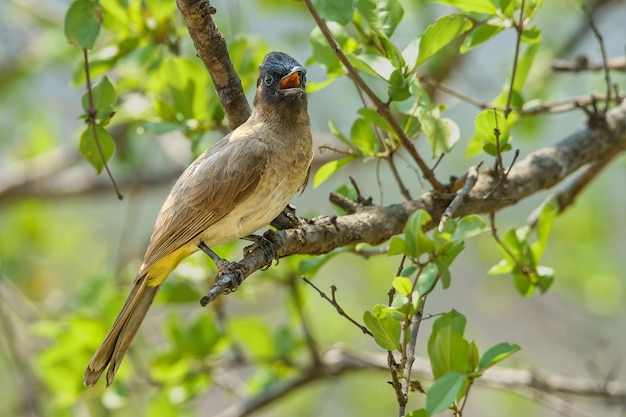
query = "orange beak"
xmin=279 ymin=67 xmax=304 ymax=91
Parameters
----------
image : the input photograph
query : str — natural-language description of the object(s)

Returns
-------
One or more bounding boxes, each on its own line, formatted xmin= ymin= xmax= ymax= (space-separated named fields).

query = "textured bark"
xmin=175 ymin=0 xmax=251 ymax=129
xmin=205 ymin=100 xmax=625 ymax=297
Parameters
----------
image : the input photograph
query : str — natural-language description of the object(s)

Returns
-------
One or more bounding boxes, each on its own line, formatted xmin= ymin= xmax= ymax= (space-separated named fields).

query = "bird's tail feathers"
xmin=83 ymin=274 xmax=160 ymax=387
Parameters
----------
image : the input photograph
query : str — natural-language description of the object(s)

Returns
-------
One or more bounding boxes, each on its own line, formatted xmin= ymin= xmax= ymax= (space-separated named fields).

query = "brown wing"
xmin=140 ymin=133 xmax=269 ymax=271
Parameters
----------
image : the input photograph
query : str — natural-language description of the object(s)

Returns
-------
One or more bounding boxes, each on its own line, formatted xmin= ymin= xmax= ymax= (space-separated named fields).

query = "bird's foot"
xmin=241 ymin=233 xmax=279 ymax=270
xmin=198 ymin=242 xmax=245 ymax=306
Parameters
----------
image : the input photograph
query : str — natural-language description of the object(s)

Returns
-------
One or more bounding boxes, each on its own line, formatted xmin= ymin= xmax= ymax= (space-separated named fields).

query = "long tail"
xmin=83 ymin=274 xmax=160 ymax=387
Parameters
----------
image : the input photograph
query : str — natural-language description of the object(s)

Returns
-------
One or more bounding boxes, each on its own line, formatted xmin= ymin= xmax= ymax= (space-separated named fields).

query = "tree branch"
xmin=176 ymin=0 xmax=251 ymax=129
xmin=212 ymin=347 xmax=626 ymax=417
xmin=203 ymin=100 xmax=626 ymax=300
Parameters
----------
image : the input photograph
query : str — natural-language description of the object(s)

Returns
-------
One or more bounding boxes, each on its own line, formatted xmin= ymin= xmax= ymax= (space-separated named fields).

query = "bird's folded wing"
xmin=140 ymin=137 xmax=269 ymax=271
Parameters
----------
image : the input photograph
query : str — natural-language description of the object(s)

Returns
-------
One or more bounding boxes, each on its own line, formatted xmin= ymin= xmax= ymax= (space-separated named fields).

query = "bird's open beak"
xmin=278 ymin=66 xmax=306 ymax=96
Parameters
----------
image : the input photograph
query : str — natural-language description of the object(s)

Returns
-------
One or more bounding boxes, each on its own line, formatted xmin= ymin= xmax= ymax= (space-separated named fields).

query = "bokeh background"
xmin=0 ymin=0 xmax=624 ymax=416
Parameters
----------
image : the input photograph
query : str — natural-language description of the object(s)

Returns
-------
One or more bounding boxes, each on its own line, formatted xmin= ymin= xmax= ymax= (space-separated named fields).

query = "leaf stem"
xmin=82 ymin=48 xmax=123 ymax=200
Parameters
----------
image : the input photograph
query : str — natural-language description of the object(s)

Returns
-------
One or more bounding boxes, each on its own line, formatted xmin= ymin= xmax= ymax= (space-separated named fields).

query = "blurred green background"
xmin=0 ymin=0 xmax=624 ymax=416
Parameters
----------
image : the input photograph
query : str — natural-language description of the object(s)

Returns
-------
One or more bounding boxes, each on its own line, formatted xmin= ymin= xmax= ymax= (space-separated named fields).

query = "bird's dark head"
xmin=253 ymin=52 xmax=307 ymax=115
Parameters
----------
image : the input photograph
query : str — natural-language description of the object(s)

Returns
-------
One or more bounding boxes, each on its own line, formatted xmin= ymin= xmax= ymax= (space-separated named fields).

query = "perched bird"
xmin=84 ymin=51 xmax=312 ymax=387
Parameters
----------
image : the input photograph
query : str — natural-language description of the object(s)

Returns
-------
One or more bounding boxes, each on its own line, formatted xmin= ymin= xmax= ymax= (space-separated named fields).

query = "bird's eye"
xmin=264 ymin=74 xmax=273 ymax=86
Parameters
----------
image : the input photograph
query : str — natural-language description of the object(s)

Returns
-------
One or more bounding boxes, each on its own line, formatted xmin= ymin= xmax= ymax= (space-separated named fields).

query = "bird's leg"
xmin=198 ymin=242 xmax=244 ymax=292
xmin=241 ymin=233 xmax=279 ymax=270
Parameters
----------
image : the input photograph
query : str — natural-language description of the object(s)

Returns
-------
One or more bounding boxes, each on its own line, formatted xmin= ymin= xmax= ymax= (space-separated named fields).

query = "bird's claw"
xmin=242 ymin=233 xmax=279 ymax=270
xmin=200 ymin=261 xmax=245 ymax=306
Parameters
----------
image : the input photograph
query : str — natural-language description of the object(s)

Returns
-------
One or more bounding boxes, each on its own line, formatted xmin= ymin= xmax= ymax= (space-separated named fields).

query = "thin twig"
xmin=489 ymin=212 xmax=531 ymax=278
xmin=438 ymin=163 xmax=483 ymax=232
xmin=504 ymin=0 xmax=526 ymax=119
xmin=301 ymin=277 xmax=373 ymax=336
xmin=552 ymin=56 xmax=626 ymax=72
xmin=289 ymin=275 xmax=321 ymax=364
xmin=83 ymin=48 xmax=123 ymax=200
xmin=582 ymin=5 xmax=613 ymax=112
xmin=484 ymin=149 xmax=520 ymax=200
xmin=302 ymin=0 xmax=444 ymax=191
xmin=420 ymin=76 xmax=624 ymax=115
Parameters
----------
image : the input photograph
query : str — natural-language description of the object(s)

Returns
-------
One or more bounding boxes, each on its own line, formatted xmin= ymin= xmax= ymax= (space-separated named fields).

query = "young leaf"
xmin=420 ymin=114 xmax=460 ymax=157
xmin=312 ymin=0 xmax=354 ymax=25
xmin=64 ymin=0 xmax=102 ymax=49
xmin=356 ymin=0 xmax=404 ymax=37
xmin=404 ymin=210 xmax=433 ymax=259
xmin=313 ymin=157 xmax=356 ymax=188
xmin=425 ymin=371 xmax=468 ymax=415
xmin=350 ymin=118 xmax=377 ymax=154
xmin=428 ymin=326 xmax=471 ymax=378
xmin=415 ymin=263 xmax=438 ymax=297
xmin=460 ymin=24 xmax=504 ymax=53
xmin=364 ymin=305 xmax=401 ymax=351
xmin=531 ymin=198 xmax=558 ymax=260
xmin=358 ymin=108 xmax=393 ymax=134
xmin=328 ymin=118 xmax=351 ymax=145
xmin=477 ymin=342 xmax=521 ymax=373
xmin=81 ymin=76 xmax=117 ymax=121
xmin=417 ymin=14 xmax=472 ymax=66
xmin=431 ymin=0 xmax=497 ymax=14
xmin=428 ymin=311 xmax=471 ymax=378
xmin=405 ymin=409 xmax=429 ymax=417
xmin=452 ymin=215 xmax=488 ymax=240
xmin=392 ymin=276 xmax=413 ymax=296
xmin=79 ymin=125 xmax=115 ymax=174
xmin=388 ymin=236 xmax=407 ymax=256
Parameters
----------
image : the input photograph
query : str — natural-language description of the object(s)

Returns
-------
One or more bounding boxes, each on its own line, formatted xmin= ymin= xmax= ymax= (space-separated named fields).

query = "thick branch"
xmin=176 ymin=0 xmax=250 ymax=129
xmin=205 ymin=101 xmax=626 ymax=298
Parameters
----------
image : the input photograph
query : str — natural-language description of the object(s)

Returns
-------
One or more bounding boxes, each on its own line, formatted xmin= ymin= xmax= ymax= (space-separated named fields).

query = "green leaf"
xmin=417 ymin=14 xmax=472 ymax=67
xmin=404 ymin=210 xmax=433 ymax=259
xmin=405 ymin=409 xmax=429 ymax=417
xmin=513 ymin=43 xmax=539 ymax=92
xmin=79 ymin=125 xmax=114 ymax=174
xmin=421 ymin=114 xmax=460 ymax=157
xmin=306 ymin=74 xmax=338 ymax=93
xmin=358 ymin=108 xmax=393 ymax=134
xmin=428 ymin=310 xmax=472 ymax=378
xmin=388 ymin=236 xmax=407 ymax=256
xmin=312 ymin=0 xmax=354 ymax=25
xmin=357 ymin=0 xmax=404 ymax=37
xmin=364 ymin=305 xmax=401 ymax=351
xmin=416 ymin=263 xmax=438 ymax=297
xmin=64 ymin=0 xmax=102 ymax=49
xmin=392 ymin=276 xmax=413 ymax=296
xmin=468 ymin=341 xmax=480 ymax=371
xmin=310 ymin=24 xmax=353 ymax=73
xmin=347 ymin=53 xmax=395 ymax=80
xmin=431 ymin=309 xmax=466 ymax=337
xmin=351 ymin=118 xmax=377 ymax=154
xmin=81 ymin=76 xmax=117 ymax=121
xmin=425 ymin=371 xmax=468 ymax=415
xmin=536 ymin=265 xmax=555 ymax=293
xmin=477 ymin=342 xmax=521 ymax=373
xmin=328 ymin=118 xmax=350 ymax=145
xmin=313 ymin=157 xmax=356 ymax=188
xmin=431 ymin=0 xmax=497 ymax=14
xmin=513 ymin=272 xmax=535 ymax=296
xmin=469 ymin=109 xmax=511 ymax=157
xmin=460 ymin=24 xmax=504 ymax=53
xmin=452 ymin=215 xmax=488 ymax=240
xmin=521 ymin=26 xmax=542 ymax=44
xmin=531 ymin=198 xmax=557 ymax=260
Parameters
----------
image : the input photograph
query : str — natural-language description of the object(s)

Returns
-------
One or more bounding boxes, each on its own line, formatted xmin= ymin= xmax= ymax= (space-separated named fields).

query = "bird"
xmin=84 ymin=51 xmax=313 ymax=387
